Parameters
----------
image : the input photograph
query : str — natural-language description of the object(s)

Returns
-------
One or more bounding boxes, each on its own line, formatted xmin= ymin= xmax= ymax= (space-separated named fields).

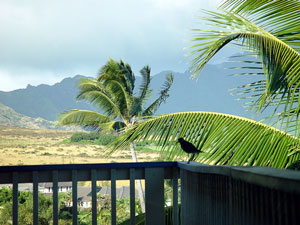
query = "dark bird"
xmin=178 ymin=138 xmax=201 ymax=164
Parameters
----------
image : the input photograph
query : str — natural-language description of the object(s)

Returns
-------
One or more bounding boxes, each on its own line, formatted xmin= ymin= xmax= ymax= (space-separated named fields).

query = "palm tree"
xmin=109 ymin=0 xmax=300 ymax=168
xmin=58 ymin=58 xmax=173 ymax=212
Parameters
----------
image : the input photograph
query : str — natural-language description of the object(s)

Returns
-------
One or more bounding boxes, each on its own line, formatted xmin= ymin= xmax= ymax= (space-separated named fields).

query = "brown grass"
xmin=0 ymin=125 xmax=159 ymax=166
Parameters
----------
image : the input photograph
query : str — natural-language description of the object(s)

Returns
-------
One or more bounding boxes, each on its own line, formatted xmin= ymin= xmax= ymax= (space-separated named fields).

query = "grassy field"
xmin=0 ymin=125 xmax=160 ymax=166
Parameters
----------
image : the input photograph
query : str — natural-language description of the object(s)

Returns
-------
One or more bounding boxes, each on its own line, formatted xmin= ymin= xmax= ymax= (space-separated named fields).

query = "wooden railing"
xmin=1 ymin=161 xmax=300 ymax=225
xmin=0 ymin=162 xmax=179 ymax=225
xmin=179 ymin=162 xmax=300 ymax=225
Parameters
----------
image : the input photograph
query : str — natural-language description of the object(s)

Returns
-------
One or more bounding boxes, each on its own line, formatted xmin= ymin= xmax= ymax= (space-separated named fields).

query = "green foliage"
xmin=110 ymin=112 xmax=300 ymax=168
xmin=95 ymin=135 xmax=117 ymax=146
xmin=69 ymin=132 xmax=117 ymax=145
xmin=95 ymin=195 xmax=142 ymax=224
xmin=0 ymin=188 xmax=71 ymax=225
xmin=0 ymin=187 xmax=12 ymax=206
xmin=0 ymin=187 xmax=144 ymax=225
xmin=0 ymin=190 xmax=53 ymax=225
xmin=0 ymin=202 xmax=12 ymax=225
xmin=187 ymin=0 xmax=300 ymax=131
xmin=59 ymin=59 xmax=173 ymax=132
xmin=119 ymin=204 xmax=181 ymax=225
xmin=70 ymin=132 xmax=100 ymax=142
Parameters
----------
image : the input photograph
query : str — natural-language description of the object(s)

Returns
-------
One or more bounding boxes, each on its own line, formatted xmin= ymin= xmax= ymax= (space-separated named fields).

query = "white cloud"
xmin=0 ymin=68 xmax=68 ymax=91
xmin=0 ymin=0 xmax=224 ymax=91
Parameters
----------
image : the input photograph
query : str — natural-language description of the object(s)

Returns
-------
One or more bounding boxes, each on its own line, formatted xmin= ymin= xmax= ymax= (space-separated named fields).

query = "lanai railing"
xmin=0 ymin=161 xmax=300 ymax=225
xmin=0 ymin=162 xmax=179 ymax=225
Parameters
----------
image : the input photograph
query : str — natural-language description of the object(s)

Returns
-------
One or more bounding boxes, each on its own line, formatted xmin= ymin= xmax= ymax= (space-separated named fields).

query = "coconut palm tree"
xmin=109 ymin=0 xmax=300 ymax=168
xmin=58 ymin=58 xmax=173 ymax=212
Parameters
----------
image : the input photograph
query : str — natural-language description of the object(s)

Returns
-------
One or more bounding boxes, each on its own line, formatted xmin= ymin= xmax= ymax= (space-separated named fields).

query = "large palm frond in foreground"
xmin=110 ymin=112 xmax=300 ymax=168
xmin=188 ymin=0 xmax=300 ymax=128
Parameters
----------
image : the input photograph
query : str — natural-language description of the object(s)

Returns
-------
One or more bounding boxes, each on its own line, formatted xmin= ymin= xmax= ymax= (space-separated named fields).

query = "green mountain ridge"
xmin=0 ymin=102 xmax=57 ymax=129
xmin=0 ymin=64 xmax=260 ymax=126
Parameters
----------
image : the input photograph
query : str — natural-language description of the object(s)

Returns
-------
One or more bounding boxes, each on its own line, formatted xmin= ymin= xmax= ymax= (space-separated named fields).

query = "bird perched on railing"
xmin=178 ymin=138 xmax=201 ymax=164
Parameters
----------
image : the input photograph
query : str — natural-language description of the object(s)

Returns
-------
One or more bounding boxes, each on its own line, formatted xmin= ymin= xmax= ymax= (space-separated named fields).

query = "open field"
xmin=0 ymin=125 xmax=160 ymax=166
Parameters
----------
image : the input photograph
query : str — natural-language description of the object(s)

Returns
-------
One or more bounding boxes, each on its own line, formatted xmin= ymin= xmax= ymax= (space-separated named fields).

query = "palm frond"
xmin=131 ymin=66 xmax=153 ymax=116
xmin=143 ymin=73 xmax=173 ymax=116
xmin=219 ymin=0 xmax=300 ymax=51
xmin=137 ymin=65 xmax=152 ymax=103
xmin=227 ymin=53 xmax=300 ymax=133
xmin=97 ymin=121 xmax=126 ymax=131
xmin=58 ymin=110 xmax=111 ymax=130
xmin=98 ymin=59 xmax=135 ymax=95
xmin=76 ymin=78 xmax=123 ymax=118
xmin=104 ymin=79 xmax=133 ymax=118
xmin=188 ymin=8 xmax=300 ymax=128
xmin=119 ymin=60 xmax=135 ymax=93
xmin=109 ymin=112 xmax=300 ymax=168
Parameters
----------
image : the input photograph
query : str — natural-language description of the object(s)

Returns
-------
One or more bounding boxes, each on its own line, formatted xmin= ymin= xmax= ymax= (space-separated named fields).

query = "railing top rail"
xmin=0 ymin=161 xmax=177 ymax=172
xmin=178 ymin=161 xmax=300 ymax=193
xmin=178 ymin=161 xmax=300 ymax=180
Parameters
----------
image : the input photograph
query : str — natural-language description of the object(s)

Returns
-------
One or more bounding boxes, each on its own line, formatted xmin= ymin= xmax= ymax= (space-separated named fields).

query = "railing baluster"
xmin=145 ymin=167 xmax=165 ymax=225
xmin=13 ymin=172 xmax=18 ymax=225
xmin=180 ymin=169 xmax=185 ymax=225
xmin=129 ymin=168 xmax=135 ymax=225
xmin=228 ymin=176 xmax=233 ymax=225
xmin=52 ymin=170 xmax=58 ymax=225
xmin=72 ymin=170 xmax=78 ymax=225
xmin=111 ymin=169 xmax=117 ymax=225
xmin=91 ymin=169 xmax=97 ymax=225
xmin=173 ymin=167 xmax=179 ymax=225
xmin=33 ymin=171 xmax=39 ymax=225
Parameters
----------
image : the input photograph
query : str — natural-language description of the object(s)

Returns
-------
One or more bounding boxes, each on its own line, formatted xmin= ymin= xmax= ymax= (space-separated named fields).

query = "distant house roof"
xmin=0 ymin=183 xmax=138 ymax=203
xmin=76 ymin=186 xmax=139 ymax=203
xmin=77 ymin=186 xmax=101 ymax=202
xmin=39 ymin=182 xmax=72 ymax=188
xmin=97 ymin=186 xmax=138 ymax=199
xmin=0 ymin=183 xmax=34 ymax=192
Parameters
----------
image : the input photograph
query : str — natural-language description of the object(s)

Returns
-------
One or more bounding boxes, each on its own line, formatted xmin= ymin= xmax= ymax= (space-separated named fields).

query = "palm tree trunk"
xmin=130 ymin=142 xmax=146 ymax=213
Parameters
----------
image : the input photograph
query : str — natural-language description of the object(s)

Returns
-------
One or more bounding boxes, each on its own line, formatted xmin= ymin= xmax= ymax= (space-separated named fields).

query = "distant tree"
xmin=0 ymin=187 xmax=12 ymax=206
xmin=59 ymin=58 xmax=173 ymax=212
xmin=0 ymin=188 xmax=73 ymax=225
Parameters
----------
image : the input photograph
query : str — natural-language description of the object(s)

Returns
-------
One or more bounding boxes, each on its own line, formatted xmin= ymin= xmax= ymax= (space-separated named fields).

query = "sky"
xmin=0 ymin=0 xmax=229 ymax=91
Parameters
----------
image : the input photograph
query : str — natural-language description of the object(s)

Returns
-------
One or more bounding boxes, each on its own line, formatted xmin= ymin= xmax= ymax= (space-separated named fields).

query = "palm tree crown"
xmin=59 ymin=58 xmax=173 ymax=131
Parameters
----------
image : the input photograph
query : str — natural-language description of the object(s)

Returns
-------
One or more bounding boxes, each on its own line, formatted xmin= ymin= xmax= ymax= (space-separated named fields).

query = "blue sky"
xmin=0 ymin=0 xmax=232 ymax=91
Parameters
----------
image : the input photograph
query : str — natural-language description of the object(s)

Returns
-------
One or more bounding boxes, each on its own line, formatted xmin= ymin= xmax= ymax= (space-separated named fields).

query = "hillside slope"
xmin=0 ymin=75 xmax=94 ymax=121
xmin=0 ymin=103 xmax=57 ymax=129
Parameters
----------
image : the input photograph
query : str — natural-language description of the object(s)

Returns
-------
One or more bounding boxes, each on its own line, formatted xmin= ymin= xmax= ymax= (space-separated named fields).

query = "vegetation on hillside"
xmin=0 ymin=103 xmax=56 ymax=130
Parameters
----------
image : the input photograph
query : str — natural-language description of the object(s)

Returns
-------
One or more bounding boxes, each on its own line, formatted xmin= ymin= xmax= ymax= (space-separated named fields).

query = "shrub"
xmin=94 ymin=134 xmax=116 ymax=145
xmin=70 ymin=132 xmax=117 ymax=145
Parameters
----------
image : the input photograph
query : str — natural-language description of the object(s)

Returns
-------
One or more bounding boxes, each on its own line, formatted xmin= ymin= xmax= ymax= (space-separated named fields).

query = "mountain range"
xmin=0 ymin=63 xmax=257 ymax=129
